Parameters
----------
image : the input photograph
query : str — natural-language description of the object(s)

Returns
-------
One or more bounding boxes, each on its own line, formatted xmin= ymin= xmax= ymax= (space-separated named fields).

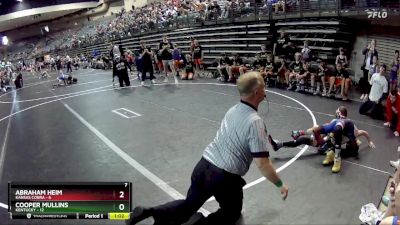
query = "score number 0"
xmin=118 ymin=182 xmax=128 ymax=211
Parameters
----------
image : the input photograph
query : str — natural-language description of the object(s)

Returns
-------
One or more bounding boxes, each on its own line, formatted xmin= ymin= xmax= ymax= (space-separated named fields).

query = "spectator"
xmin=311 ymin=59 xmax=328 ymax=96
xmin=252 ymin=53 xmax=267 ymax=78
xmin=217 ymin=53 xmax=231 ymax=82
xmin=286 ymin=52 xmax=302 ymax=90
xmin=139 ymin=41 xmax=156 ymax=86
xmin=360 ymin=39 xmax=379 ymax=100
xmin=207 ymin=0 xmax=221 ymax=20
xmin=273 ymin=32 xmax=289 ymax=57
xmin=276 ymin=55 xmax=289 ymax=87
xmin=359 ymin=64 xmax=388 ymax=120
xmin=389 ymin=50 xmax=400 ymax=92
xmin=295 ymin=61 xmax=311 ymax=92
xmin=229 ymin=53 xmax=246 ymax=82
xmin=335 ymin=47 xmax=348 ymax=68
xmin=300 ymin=40 xmax=312 ymax=62
xmin=192 ymin=39 xmax=204 ymax=77
xmin=264 ymin=54 xmax=275 ymax=84
xmin=327 ymin=62 xmax=349 ymax=99
xmin=284 ymin=41 xmax=296 ymax=62
xmin=159 ymin=35 xmax=175 ymax=82
xmin=181 ymin=54 xmax=195 ymax=80
xmin=384 ymin=89 xmax=400 ymax=136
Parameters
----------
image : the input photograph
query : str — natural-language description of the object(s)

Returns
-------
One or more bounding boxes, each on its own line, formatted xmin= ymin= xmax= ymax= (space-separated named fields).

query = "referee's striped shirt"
xmin=203 ymin=100 xmax=269 ymax=176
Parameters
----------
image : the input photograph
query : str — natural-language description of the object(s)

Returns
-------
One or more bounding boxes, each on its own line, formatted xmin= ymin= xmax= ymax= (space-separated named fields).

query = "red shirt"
xmin=386 ymin=94 xmax=400 ymax=132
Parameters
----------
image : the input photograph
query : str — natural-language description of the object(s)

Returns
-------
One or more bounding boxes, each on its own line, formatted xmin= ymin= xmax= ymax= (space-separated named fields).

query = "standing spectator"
xmin=359 ymin=64 xmax=388 ymax=120
xmin=127 ymin=72 xmax=288 ymax=225
xmin=192 ymin=39 xmax=204 ymax=77
xmin=273 ymin=32 xmax=289 ymax=57
xmin=335 ymin=47 xmax=348 ymax=68
xmin=173 ymin=44 xmax=183 ymax=77
xmin=139 ymin=41 xmax=156 ymax=86
xmin=360 ymin=39 xmax=379 ymax=100
xmin=66 ymin=55 xmax=72 ymax=73
xmin=159 ymin=36 xmax=175 ymax=82
xmin=300 ymin=41 xmax=312 ymax=62
xmin=14 ymin=72 xmax=23 ymax=89
xmin=389 ymin=50 xmax=400 ymax=92
xmin=114 ymin=55 xmax=132 ymax=87
xmin=384 ymin=90 xmax=400 ymax=137
xmin=284 ymin=42 xmax=296 ymax=62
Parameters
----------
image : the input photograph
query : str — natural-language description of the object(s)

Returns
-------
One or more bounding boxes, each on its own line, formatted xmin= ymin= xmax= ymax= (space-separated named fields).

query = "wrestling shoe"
xmin=322 ymin=150 xmax=335 ymax=166
xmin=164 ymin=76 xmax=168 ymax=83
xmin=390 ymin=160 xmax=399 ymax=168
xmin=332 ymin=157 xmax=341 ymax=173
xmin=151 ymin=79 xmax=156 ymax=84
xmin=291 ymin=130 xmax=304 ymax=140
xmin=141 ymin=81 xmax=145 ymax=86
xmin=268 ymin=135 xmax=282 ymax=151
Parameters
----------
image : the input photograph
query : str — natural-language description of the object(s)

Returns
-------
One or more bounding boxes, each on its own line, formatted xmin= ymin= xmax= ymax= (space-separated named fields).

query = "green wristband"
xmin=274 ymin=180 xmax=283 ymax=188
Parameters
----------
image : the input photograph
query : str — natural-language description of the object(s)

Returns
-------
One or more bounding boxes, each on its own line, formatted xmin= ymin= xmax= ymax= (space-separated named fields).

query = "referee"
xmin=127 ymin=72 xmax=289 ymax=225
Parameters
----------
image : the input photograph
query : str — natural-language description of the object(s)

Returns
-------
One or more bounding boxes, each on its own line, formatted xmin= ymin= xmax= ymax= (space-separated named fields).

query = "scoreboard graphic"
xmin=8 ymin=182 xmax=131 ymax=220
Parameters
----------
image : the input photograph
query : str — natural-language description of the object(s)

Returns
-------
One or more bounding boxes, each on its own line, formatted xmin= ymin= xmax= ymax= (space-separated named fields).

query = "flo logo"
xmin=367 ymin=10 xmax=388 ymax=18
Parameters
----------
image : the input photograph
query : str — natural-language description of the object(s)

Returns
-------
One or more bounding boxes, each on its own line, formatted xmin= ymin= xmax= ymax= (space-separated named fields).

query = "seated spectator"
xmin=275 ymin=56 xmax=288 ymax=87
xmin=384 ymin=89 xmax=400 ymax=136
xmin=390 ymin=50 xmax=400 ymax=92
xmin=217 ymin=53 xmax=231 ymax=82
xmin=311 ymin=59 xmax=328 ymax=96
xmin=181 ymin=55 xmax=195 ymax=80
xmin=295 ymin=62 xmax=311 ymax=92
xmin=252 ymin=53 xmax=267 ymax=78
xmin=207 ymin=0 xmax=221 ymax=20
xmin=264 ymin=54 xmax=275 ymax=85
xmin=301 ymin=40 xmax=312 ymax=62
xmin=286 ymin=52 xmax=302 ymax=90
xmin=359 ymin=64 xmax=389 ymax=120
xmin=335 ymin=47 xmax=348 ymax=68
xmin=229 ymin=53 xmax=246 ymax=82
xmin=328 ymin=62 xmax=350 ymax=100
xmin=273 ymin=0 xmax=285 ymax=12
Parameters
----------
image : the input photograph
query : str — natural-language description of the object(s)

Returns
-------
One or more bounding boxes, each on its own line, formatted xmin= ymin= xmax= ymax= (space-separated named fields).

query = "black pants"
xmin=359 ymin=68 xmax=371 ymax=94
xmin=359 ymin=100 xmax=384 ymax=120
xmin=151 ymin=158 xmax=245 ymax=225
xmin=142 ymin=64 xmax=155 ymax=81
xmin=67 ymin=63 xmax=72 ymax=73
xmin=118 ymin=72 xmax=130 ymax=87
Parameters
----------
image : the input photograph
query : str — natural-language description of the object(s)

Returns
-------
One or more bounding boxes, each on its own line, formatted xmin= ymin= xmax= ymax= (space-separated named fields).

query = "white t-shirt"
xmin=369 ymin=72 xmax=388 ymax=102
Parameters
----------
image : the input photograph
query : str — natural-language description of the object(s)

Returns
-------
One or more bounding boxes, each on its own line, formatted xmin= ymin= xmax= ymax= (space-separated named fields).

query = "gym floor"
xmin=0 ymin=68 xmax=396 ymax=225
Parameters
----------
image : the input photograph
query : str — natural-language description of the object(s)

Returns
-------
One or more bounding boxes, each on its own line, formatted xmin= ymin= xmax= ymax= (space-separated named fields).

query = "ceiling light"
xmin=17 ymin=0 xmax=23 ymax=2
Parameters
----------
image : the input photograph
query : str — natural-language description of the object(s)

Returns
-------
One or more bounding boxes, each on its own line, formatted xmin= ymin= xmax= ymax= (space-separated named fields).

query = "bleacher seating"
xmin=64 ymin=18 xmax=353 ymax=70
